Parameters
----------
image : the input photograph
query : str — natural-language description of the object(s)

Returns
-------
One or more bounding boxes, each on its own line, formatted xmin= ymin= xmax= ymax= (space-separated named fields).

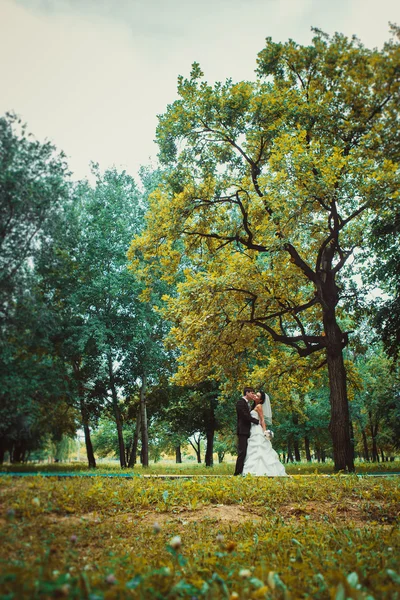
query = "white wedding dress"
xmin=242 ymin=410 xmax=287 ymax=477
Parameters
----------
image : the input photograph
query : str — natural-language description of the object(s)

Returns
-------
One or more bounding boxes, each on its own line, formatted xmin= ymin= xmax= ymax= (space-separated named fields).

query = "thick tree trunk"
xmin=128 ymin=407 xmax=141 ymax=467
xmin=175 ymin=445 xmax=182 ymax=463
xmin=315 ymin=252 xmax=354 ymax=473
xmin=324 ymin=313 xmax=354 ymax=472
xmin=304 ymin=436 xmax=312 ymax=462
xmin=108 ymin=354 xmax=126 ymax=468
xmin=140 ymin=375 xmax=148 ymax=467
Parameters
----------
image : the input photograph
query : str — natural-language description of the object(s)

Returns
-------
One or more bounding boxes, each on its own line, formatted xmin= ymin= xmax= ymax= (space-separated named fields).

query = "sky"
xmin=1 ymin=0 xmax=399 ymax=181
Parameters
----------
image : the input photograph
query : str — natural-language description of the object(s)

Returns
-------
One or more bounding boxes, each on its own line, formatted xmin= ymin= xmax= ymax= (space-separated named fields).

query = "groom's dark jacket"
xmin=236 ymin=397 xmax=259 ymax=436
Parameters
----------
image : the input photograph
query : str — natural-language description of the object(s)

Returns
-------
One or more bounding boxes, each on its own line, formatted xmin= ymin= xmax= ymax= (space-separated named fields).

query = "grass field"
xmin=1 ymin=459 xmax=399 ymax=476
xmin=0 ymin=468 xmax=399 ymax=599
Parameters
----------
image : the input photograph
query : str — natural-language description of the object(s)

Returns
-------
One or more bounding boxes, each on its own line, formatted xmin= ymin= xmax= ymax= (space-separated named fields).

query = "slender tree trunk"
xmin=287 ymin=440 xmax=294 ymax=463
xmin=204 ymin=400 xmax=216 ymax=467
xmin=12 ymin=443 xmax=25 ymax=463
xmin=372 ymin=438 xmax=379 ymax=462
xmin=127 ymin=436 xmax=134 ymax=467
xmin=304 ymin=436 xmax=312 ymax=462
xmin=294 ymin=439 xmax=301 ymax=462
xmin=380 ymin=448 xmax=385 ymax=462
xmin=218 ymin=451 xmax=225 ymax=463
xmin=140 ymin=375 xmax=148 ymax=467
xmin=128 ymin=407 xmax=141 ymax=467
xmin=189 ymin=435 xmax=201 ymax=463
xmin=73 ymin=361 xmax=96 ymax=469
xmin=0 ymin=439 xmax=6 ymax=465
xmin=369 ymin=412 xmax=379 ymax=462
xmin=82 ymin=419 xmax=96 ymax=468
xmin=175 ymin=445 xmax=182 ymax=463
xmin=361 ymin=427 xmax=370 ymax=462
xmin=205 ymin=430 xmax=214 ymax=466
xmin=349 ymin=420 xmax=356 ymax=460
xmin=108 ymin=354 xmax=126 ymax=468
xmin=292 ymin=414 xmax=301 ymax=461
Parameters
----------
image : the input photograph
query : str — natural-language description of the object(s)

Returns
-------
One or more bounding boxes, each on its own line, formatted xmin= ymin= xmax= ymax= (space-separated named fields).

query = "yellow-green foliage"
xmin=1 ymin=475 xmax=399 ymax=598
xmin=127 ymin=30 xmax=400 ymax=404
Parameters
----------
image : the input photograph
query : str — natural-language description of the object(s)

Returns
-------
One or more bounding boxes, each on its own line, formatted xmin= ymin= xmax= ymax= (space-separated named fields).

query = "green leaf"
xmin=126 ymin=575 xmax=143 ymax=589
xmin=387 ymin=570 xmax=400 ymax=585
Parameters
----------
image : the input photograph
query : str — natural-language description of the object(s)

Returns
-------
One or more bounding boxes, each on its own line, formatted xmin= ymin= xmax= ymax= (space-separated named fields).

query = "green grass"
xmin=0 ymin=474 xmax=399 ymax=598
xmin=1 ymin=459 xmax=399 ymax=476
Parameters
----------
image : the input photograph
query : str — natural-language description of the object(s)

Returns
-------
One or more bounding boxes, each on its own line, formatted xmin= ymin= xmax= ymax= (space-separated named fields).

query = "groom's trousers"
xmin=234 ymin=434 xmax=250 ymax=475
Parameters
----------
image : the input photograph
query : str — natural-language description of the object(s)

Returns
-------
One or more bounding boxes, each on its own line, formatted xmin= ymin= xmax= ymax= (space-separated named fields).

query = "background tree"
xmin=351 ymin=349 xmax=399 ymax=461
xmin=0 ymin=114 xmax=77 ymax=463
xmin=40 ymin=165 xmax=159 ymax=468
xmin=367 ymin=209 xmax=400 ymax=361
xmin=0 ymin=112 xmax=68 ymax=313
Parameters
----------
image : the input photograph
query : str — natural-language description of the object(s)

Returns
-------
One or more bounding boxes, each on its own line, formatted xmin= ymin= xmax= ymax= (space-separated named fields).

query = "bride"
xmin=242 ymin=391 xmax=287 ymax=477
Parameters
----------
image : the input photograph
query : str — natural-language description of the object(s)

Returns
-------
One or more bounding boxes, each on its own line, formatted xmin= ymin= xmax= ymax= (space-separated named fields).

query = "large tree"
xmin=0 ymin=114 xmax=74 ymax=462
xmin=130 ymin=28 xmax=400 ymax=471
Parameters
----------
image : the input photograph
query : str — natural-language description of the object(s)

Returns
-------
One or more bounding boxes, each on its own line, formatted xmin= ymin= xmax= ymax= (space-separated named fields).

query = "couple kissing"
xmin=234 ymin=386 xmax=287 ymax=477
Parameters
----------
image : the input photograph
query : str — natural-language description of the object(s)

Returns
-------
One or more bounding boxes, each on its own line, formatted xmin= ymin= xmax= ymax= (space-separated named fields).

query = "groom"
xmin=234 ymin=386 xmax=260 ymax=476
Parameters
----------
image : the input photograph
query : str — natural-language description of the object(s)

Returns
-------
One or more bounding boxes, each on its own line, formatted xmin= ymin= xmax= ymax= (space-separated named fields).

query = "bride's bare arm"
xmin=255 ymin=405 xmax=266 ymax=431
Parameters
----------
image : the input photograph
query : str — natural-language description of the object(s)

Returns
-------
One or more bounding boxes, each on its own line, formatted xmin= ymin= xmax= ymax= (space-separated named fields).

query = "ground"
xmin=0 ymin=472 xmax=399 ymax=598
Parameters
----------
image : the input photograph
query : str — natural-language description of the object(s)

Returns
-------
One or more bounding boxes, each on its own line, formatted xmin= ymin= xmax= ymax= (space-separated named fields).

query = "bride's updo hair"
xmin=258 ymin=391 xmax=266 ymax=404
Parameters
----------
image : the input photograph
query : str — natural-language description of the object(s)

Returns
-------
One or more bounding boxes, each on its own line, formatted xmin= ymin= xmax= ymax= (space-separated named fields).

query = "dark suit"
xmin=234 ymin=397 xmax=259 ymax=475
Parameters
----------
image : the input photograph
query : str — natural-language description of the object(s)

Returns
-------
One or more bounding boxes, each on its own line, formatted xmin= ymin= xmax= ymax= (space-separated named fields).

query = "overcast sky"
xmin=1 ymin=0 xmax=399 ymax=180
